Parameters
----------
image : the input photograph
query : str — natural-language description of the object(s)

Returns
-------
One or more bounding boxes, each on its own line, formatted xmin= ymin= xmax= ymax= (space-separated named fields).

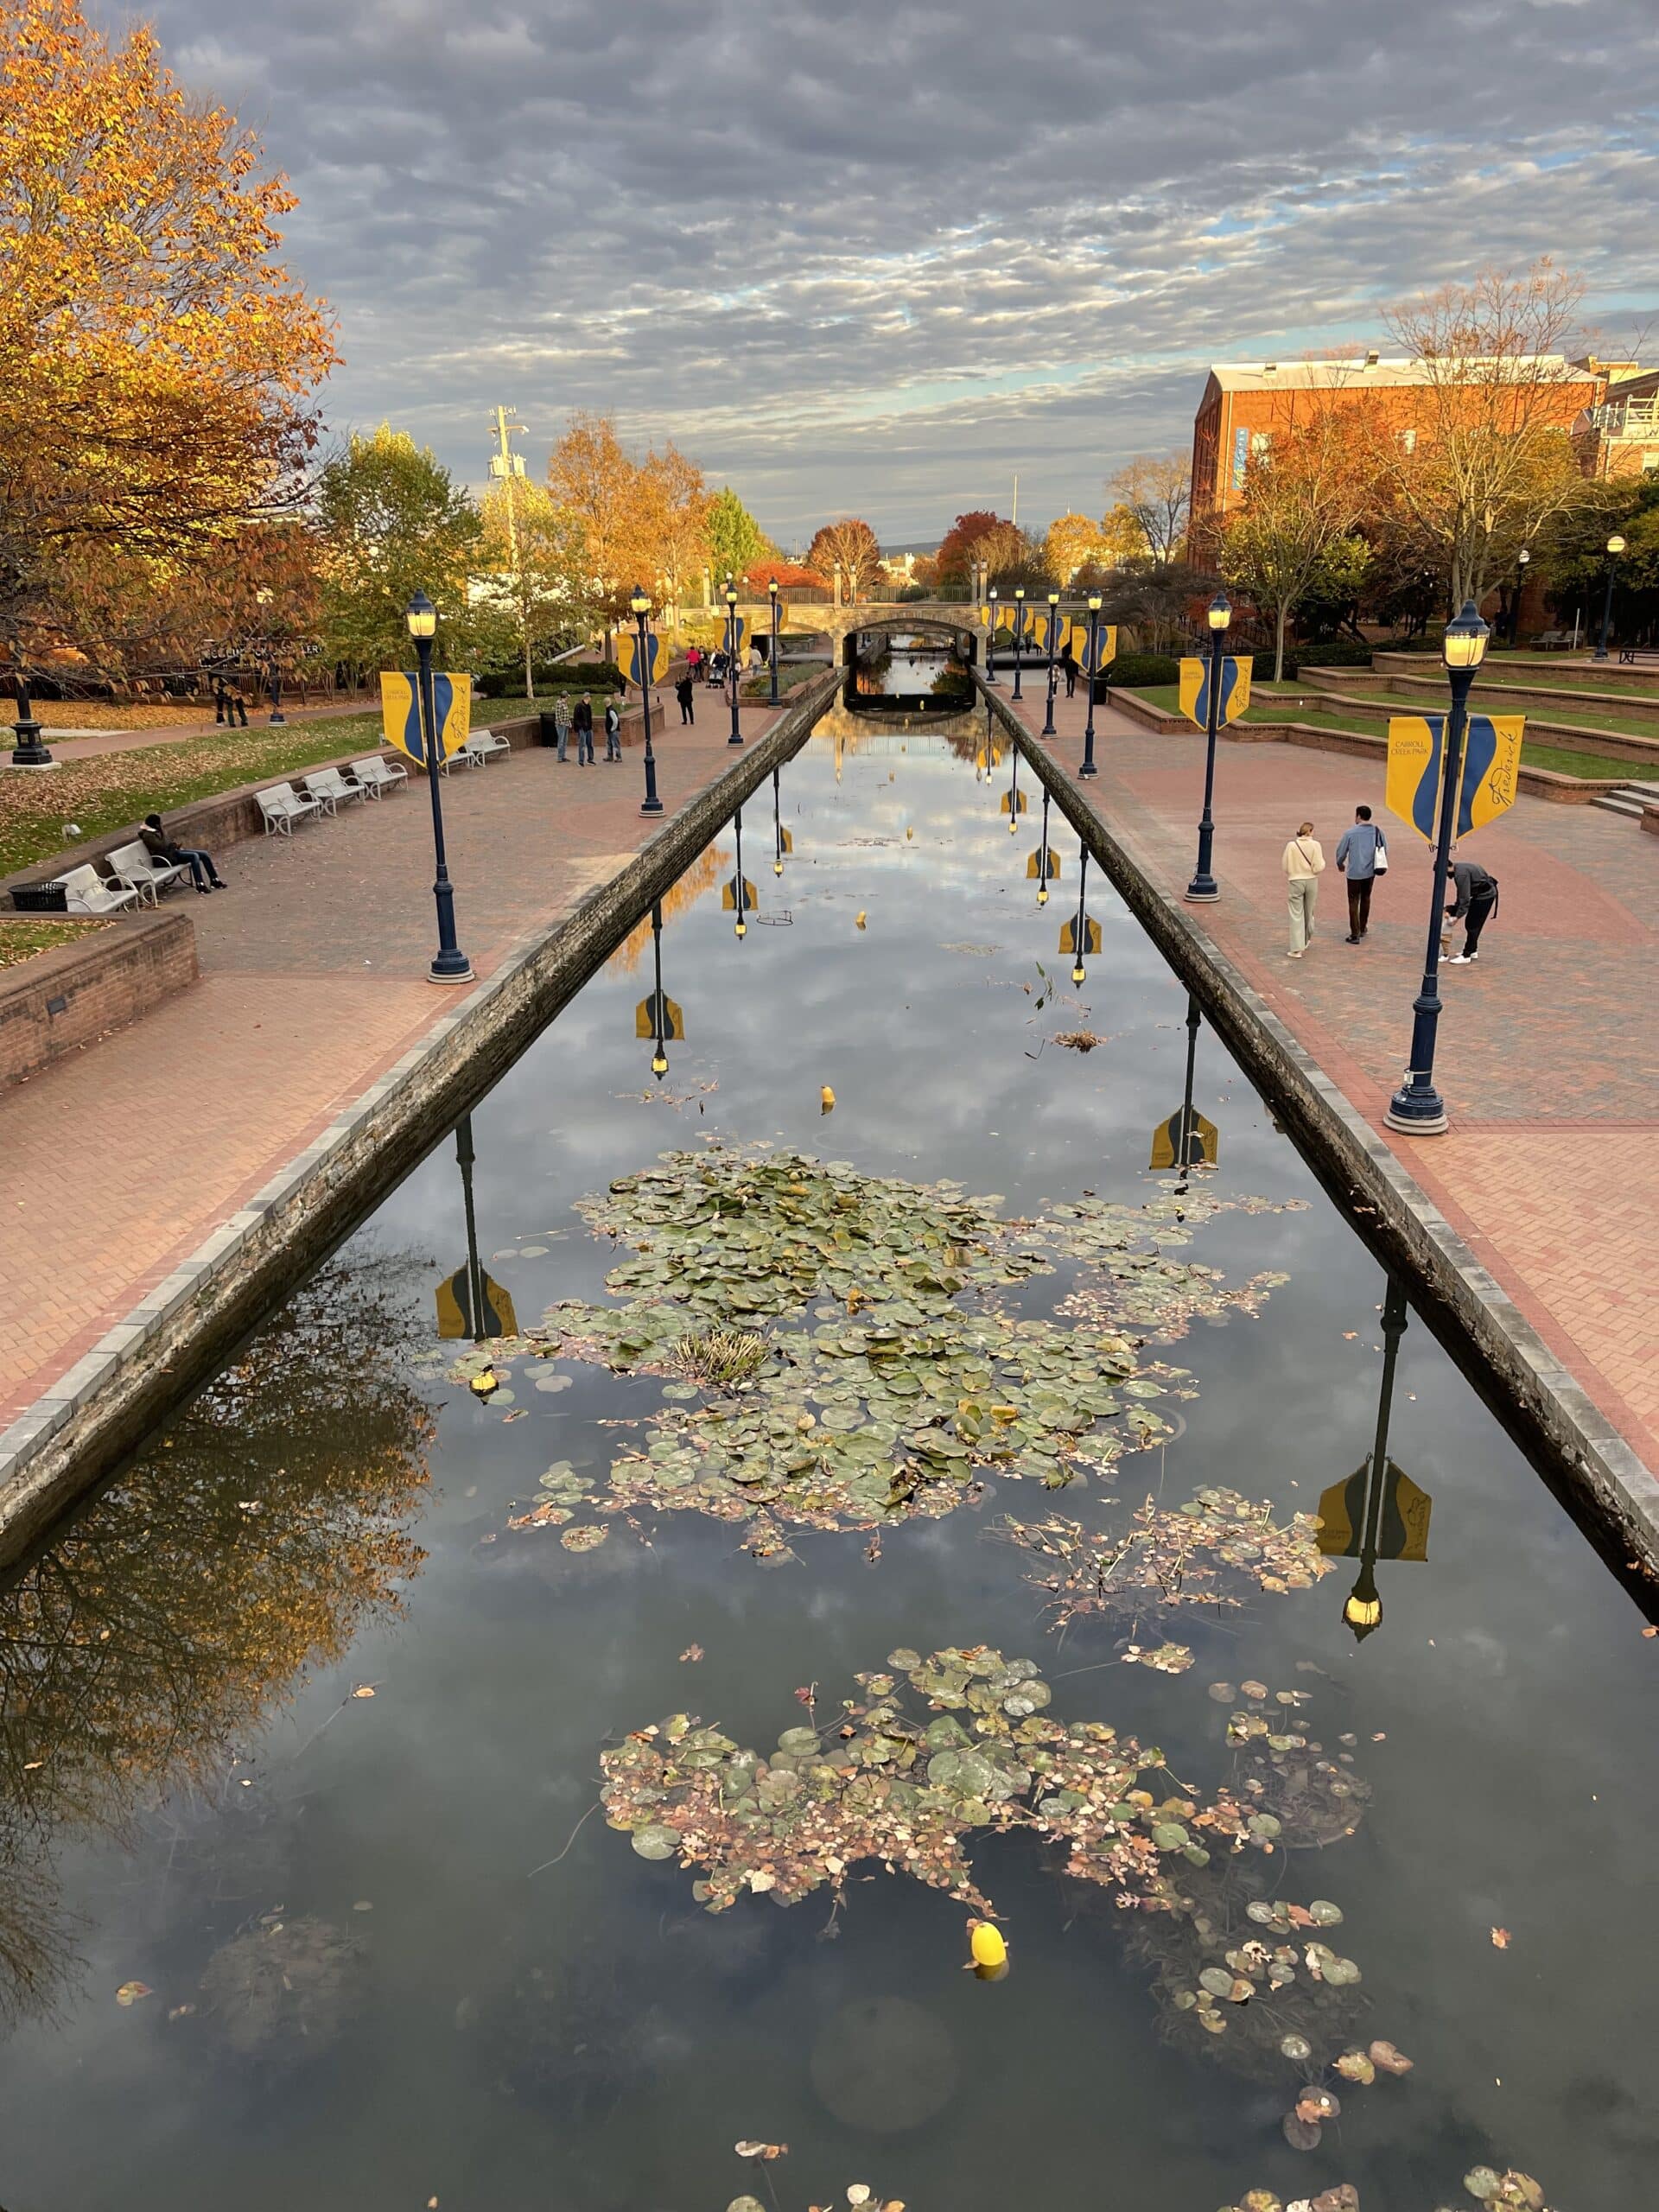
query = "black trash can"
xmin=12 ymin=881 xmax=68 ymax=912
xmin=537 ymin=711 xmax=561 ymax=747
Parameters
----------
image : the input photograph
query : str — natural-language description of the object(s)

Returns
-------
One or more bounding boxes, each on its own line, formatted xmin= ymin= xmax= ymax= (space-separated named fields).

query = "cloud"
xmin=144 ymin=0 xmax=1659 ymax=541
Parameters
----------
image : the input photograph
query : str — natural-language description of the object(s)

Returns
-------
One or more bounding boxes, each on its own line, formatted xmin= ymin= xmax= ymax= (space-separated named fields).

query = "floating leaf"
xmin=115 ymin=1980 xmax=152 ymax=2006
xmin=1334 ymin=2050 xmax=1376 ymax=2084
xmin=631 ymin=1825 xmax=678 ymax=1861
xmin=561 ymin=1524 xmax=608 ymax=1553
xmin=1369 ymin=2038 xmax=1414 ymax=2075
xmin=1283 ymin=2113 xmax=1322 ymax=2152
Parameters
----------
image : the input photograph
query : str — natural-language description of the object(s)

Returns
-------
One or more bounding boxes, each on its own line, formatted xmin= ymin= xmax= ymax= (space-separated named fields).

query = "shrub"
xmin=1108 ymin=652 xmax=1182 ymax=690
xmin=1296 ymin=640 xmax=1373 ymax=669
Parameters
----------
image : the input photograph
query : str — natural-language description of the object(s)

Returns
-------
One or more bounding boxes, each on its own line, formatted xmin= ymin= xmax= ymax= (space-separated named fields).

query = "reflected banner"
xmin=435 ymin=1265 xmax=517 ymax=1340
xmin=635 ymin=989 xmax=685 ymax=1039
xmin=1386 ymin=714 xmax=1523 ymax=843
xmin=1149 ymin=1108 xmax=1217 ymax=1172
xmin=1027 ymin=847 xmax=1061 ymax=880
xmin=722 ymin=875 xmax=758 ymax=912
xmin=1059 ymin=914 xmax=1103 ymax=955
xmin=1001 ymin=788 xmax=1028 ymax=816
xmin=1316 ymin=1460 xmax=1433 ymax=1561
xmin=380 ymin=671 xmax=473 ymax=766
xmin=1179 ymin=655 xmax=1250 ymax=729
xmin=618 ymin=628 xmax=672 ymax=689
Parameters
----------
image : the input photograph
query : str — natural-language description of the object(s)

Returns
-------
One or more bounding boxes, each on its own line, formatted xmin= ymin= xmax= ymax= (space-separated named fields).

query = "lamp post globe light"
xmin=1042 ymin=590 xmax=1060 ymax=736
xmin=1183 ymin=590 xmax=1232 ymax=901
xmin=768 ymin=578 xmax=780 ymax=706
xmin=985 ymin=587 xmax=999 ymax=685
xmin=1593 ymin=532 xmax=1626 ymax=662
xmin=631 ymin=586 xmax=664 ymax=816
xmin=1382 ymin=600 xmax=1490 ymax=1135
xmin=1012 ymin=586 xmax=1027 ymax=702
xmin=725 ymin=581 xmax=742 ymax=745
xmin=406 ymin=589 xmax=472 ymax=985
xmin=1079 ymin=593 xmax=1103 ymax=778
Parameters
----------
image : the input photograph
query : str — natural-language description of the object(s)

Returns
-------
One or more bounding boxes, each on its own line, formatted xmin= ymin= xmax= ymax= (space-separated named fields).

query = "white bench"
xmin=352 ymin=755 xmax=408 ymax=798
xmin=303 ymin=766 xmax=368 ymax=812
xmin=256 ymin=782 xmax=325 ymax=836
xmin=105 ymin=840 xmax=190 ymax=903
xmin=440 ymin=729 xmax=512 ymax=772
xmin=54 ymin=862 xmax=138 ymax=915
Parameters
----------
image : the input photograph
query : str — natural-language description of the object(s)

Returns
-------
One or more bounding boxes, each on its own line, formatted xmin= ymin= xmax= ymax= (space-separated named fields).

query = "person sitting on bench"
xmin=142 ymin=813 xmax=226 ymax=892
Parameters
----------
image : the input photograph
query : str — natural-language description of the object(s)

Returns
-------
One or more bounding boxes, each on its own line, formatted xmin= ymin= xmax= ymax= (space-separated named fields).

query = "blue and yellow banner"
xmin=635 ymin=990 xmax=685 ymax=1041
xmin=1000 ymin=788 xmax=1028 ymax=817
xmin=1027 ymin=847 xmax=1061 ymax=880
xmin=1386 ymin=713 xmax=1524 ymax=844
xmin=721 ymin=875 xmax=758 ymax=913
xmin=1317 ymin=1462 xmax=1432 ymax=1562
xmin=1077 ymin=624 xmax=1119 ymax=677
xmin=725 ymin=613 xmax=753 ymax=659
xmin=1060 ymin=915 xmax=1103 ymax=956
xmin=380 ymin=671 xmax=472 ymax=768
xmin=1149 ymin=1108 xmax=1218 ymax=1173
xmin=1179 ymin=655 xmax=1251 ymax=729
xmin=618 ymin=627 xmax=672 ymax=690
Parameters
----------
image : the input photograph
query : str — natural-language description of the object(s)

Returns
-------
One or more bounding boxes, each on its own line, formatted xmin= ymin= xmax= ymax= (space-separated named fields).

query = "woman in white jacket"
xmin=1282 ymin=820 xmax=1325 ymax=957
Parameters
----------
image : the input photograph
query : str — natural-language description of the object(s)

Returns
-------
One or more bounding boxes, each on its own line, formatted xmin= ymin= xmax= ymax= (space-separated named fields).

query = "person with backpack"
xmin=573 ymin=691 xmax=594 ymax=765
xmin=1334 ymin=804 xmax=1388 ymax=942
xmin=603 ymin=696 xmax=622 ymax=761
xmin=1445 ymin=853 xmax=1499 ymax=964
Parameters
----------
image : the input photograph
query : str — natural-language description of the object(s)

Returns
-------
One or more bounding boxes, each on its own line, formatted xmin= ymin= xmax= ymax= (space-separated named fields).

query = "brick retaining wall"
xmin=0 ymin=912 xmax=197 ymax=1088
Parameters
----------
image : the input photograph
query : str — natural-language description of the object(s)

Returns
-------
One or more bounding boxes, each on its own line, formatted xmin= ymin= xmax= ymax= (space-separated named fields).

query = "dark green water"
xmin=0 ymin=725 xmax=1652 ymax=2212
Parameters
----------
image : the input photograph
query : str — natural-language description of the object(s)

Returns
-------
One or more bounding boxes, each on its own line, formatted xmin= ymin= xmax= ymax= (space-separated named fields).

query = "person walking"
xmin=1282 ymin=819 xmax=1325 ymax=958
xmin=142 ymin=812 xmax=225 ymax=893
xmin=1059 ymin=641 xmax=1078 ymax=698
xmin=603 ymin=696 xmax=622 ymax=761
xmin=1445 ymin=852 xmax=1499 ymax=964
xmin=573 ymin=691 xmax=594 ymax=765
xmin=675 ymin=672 xmax=696 ymax=726
xmin=1334 ymin=804 xmax=1387 ymax=942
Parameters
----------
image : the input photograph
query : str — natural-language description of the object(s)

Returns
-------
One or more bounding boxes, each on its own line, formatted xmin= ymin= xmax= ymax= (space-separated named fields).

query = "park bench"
xmin=302 ymin=766 xmax=369 ymax=813
xmin=105 ymin=840 xmax=190 ymax=904
xmin=350 ymin=755 xmax=409 ymax=798
xmin=53 ymin=862 xmax=138 ymax=915
xmin=465 ymin=729 xmax=512 ymax=766
xmin=256 ymin=782 xmax=325 ymax=836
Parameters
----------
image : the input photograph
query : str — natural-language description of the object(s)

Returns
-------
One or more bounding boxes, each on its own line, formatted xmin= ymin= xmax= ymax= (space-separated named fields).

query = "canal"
xmin=0 ymin=723 xmax=1651 ymax=2211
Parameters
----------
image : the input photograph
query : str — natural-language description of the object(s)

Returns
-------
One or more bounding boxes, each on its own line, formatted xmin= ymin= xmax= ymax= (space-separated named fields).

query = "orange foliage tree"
xmin=0 ymin=0 xmax=337 ymax=654
xmin=805 ymin=518 xmax=882 ymax=601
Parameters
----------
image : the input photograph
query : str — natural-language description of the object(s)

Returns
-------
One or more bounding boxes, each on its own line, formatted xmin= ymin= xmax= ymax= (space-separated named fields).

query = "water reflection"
xmin=0 ymin=1257 xmax=433 ymax=2033
xmin=435 ymin=1115 xmax=518 ymax=1338
xmin=1060 ymin=840 xmax=1100 ymax=985
xmin=1319 ymin=1280 xmax=1433 ymax=1642
xmin=635 ymin=899 xmax=686 ymax=1083
xmin=1149 ymin=996 xmax=1218 ymax=1177
xmin=1027 ymin=786 xmax=1060 ymax=906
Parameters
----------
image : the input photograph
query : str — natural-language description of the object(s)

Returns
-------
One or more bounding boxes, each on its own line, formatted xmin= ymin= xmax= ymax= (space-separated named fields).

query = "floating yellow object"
xmin=469 ymin=1366 xmax=499 ymax=1398
xmin=820 ymin=1085 xmax=836 ymax=1112
xmin=905 ymin=826 xmax=914 ymax=841
xmin=855 ymin=912 xmax=867 ymax=930
xmin=969 ymin=1921 xmax=1007 ymax=1968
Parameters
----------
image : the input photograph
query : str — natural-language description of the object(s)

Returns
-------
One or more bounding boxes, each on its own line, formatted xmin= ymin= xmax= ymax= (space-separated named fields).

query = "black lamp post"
xmin=1183 ymin=590 xmax=1232 ymax=901
xmin=631 ymin=586 xmax=664 ymax=815
xmin=407 ymin=589 xmax=473 ymax=985
xmin=725 ymin=580 xmax=743 ymax=744
xmin=7 ymin=661 xmax=52 ymax=768
xmin=1070 ymin=845 xmax=1090 ymax=986
xmin=1079 ymin=593 xmax=1103 ymax=778
xmin=1042 ymin=591 xmax=1060 ymax=736
xmin=1012 ymin=587 xmax=1027 ymax=702
xmin=768 ymin=579 xmax=780 ymax=706
xmin=1593 ymin=532 xmax=1625 ymax=662
xmin=268 ymin=662 xmax=286 ymax=726
xmin=1510 ymin=545 xmax=1530 ymax=645
xmin=985 ymin=588 xmax=999 ymax=685
xmin=1383 ymin=600 xmax=1490 ymax=1135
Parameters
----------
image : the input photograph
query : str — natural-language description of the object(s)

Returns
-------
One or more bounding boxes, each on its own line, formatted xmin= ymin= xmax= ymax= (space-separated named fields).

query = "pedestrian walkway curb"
xmin=0 ymin=671 xmax=838 ymax=1571
xmin=980 ymin=677 xmax=1659 ymax=1588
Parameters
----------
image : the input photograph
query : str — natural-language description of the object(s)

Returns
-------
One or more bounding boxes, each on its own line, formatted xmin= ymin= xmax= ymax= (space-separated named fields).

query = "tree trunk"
xmin=1274 ymin=603 xmax=1287 ymax=683
xmin=524 ymin=625 xmax=535 ymax=701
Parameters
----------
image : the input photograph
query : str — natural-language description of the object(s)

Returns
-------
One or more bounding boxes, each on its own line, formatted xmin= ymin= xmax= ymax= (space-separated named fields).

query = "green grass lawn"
xmin=0 ymin=917 xmax=110 ymax=971
xmin=1265 ymin=681 xmax=1659 ymax=746
xmin=1131 ymin=685 xmax=1634 ymax=783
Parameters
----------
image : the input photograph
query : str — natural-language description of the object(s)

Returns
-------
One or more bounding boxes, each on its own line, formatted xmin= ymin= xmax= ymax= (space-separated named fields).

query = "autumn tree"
xmin=805 ymin=518 xmax=883 ymax=602
xmin=316 ymin=425 xmax=481 ymax=673
xmin=1105 ymin=454 xmax=1191 ymax=564
xmin=936 ymin=509 xmax=1007 ymax=588
xmin=1219 ymin=404 xmax=1375 ymax=678
xmin=477 ymin=477 xmax=587 ymax=697
xmin=1375 ymin=260 xmax=1600 ymax=609
xmin=0 ymin=0 xmax=337 ymax=657
xmin=706 ymin=486 xmax=768 ymax=588
xmin=643 ymin=443 xmax=712 ymax=619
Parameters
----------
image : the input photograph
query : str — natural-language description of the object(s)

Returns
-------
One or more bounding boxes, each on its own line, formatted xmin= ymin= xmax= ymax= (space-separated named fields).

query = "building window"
xmin=1231 ymin=425 xmax=1249 ymax=493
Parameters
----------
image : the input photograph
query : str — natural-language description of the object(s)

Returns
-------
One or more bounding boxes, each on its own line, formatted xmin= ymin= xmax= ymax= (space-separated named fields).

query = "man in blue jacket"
xmin=1334 ymin=805 xmax=1387 ymax=943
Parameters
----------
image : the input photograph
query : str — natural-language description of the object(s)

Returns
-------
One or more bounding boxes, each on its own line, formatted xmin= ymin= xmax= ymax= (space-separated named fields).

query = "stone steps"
xmin=1591 ymin=781 xmax=1659 ymax=819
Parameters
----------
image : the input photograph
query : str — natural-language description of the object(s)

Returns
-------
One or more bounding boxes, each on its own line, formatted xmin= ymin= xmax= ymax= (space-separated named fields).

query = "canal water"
xmin=1 ymin=724 xmax=1653 ymax=2212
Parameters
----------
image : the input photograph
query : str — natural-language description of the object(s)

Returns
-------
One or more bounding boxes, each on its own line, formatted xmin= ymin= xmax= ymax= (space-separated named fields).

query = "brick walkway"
xmin=1001 ymin=677 xmax=1659 ymax=1472
xmin=0 ymin=703 xmax=779 ymax=1428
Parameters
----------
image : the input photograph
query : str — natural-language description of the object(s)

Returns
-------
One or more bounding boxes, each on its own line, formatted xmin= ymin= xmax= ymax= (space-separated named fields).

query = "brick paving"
xmin=0 ymin=702 xmax=779 ymax=1428
xmin=1001 ymin=677 xmax=1659 ymax=1471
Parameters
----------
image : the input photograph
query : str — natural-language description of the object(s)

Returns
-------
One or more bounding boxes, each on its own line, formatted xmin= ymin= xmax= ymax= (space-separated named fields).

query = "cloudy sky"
xmin=143 ymin=0 xmax=1659 ymax=547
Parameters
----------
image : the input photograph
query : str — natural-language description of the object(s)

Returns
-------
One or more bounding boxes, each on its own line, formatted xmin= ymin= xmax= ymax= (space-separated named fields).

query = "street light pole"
xmin=407 ymin=589 xmax=473 ymax=985
xmin=1183 ymin=591 xmax=1232 ymax=902
xmin=1079 ymin=593 xmax=1103 ymax=778
xmin=1042 ymin=591 xmax=1060 ymax=736
xmin=768 ymin=579 xmax=780 ymax=706
xmin=1593 ymin=532 xmax=1625 ymax=661
xmin=631 ymin=586 xmax=664 ymax=816
xmin=985 ymin=588 xmax=999 ymax=685
xmin=1383 ymin=601 xmax=1490 ymax=1135
xmin=1012 ymin=587 xmax=1026 ymax=702
xmin=725 ymin=582 xmax=742 ymax=745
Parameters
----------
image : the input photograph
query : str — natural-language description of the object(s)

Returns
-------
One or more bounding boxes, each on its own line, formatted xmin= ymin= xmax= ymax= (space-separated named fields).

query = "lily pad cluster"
xmin=604 ymin=1645 xmax=1295 ymax=1926
xmin=1221 ymin=2167 xmax=1553 ymax=2212
xmin=458 ymin=1148 xmax=1297 ymax=1552
xmin=1002 ymin=1486 xmax=1332 ymax=1650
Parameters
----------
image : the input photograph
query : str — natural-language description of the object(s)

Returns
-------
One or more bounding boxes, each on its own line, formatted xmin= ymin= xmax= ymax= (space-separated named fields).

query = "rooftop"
xmin=1204 ymin=353 xmax=1585 ymax=395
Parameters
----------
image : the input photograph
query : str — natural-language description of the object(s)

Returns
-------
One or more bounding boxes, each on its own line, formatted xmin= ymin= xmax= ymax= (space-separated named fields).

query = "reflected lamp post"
xmin=772 ymin=765 xmax=788 ymax=876
xmin=725 ymin=581 xmax=743 ymax=745
xmin=1070 ymin=844 xmax=1090 ymax=986
xmin=631 ymin=585 xmax=664 ymax=816
xmin=1007 ymin=746 xmax=1020 ymax=835
xmin=1336 ymin=1280 xmax=1416 ymax=1642
xmin=1012 ymin=586 xmax=1027 ymax=702
xmin=1383 ymin=601 xmax=1490 ymax=1135
xmin=1042 ymin=590 xmax=1060 ymax=736
xmin=985 ymin=587 xmax=999 ymax=685
xmin=733 ymin=807 xmax=749 ymax=939
xmin=1080 ymin=592 xmax=1103 ymax=778
xmin=1593 ymin=532 xmax=1625 ymax=662
xmin=1036 ymin=786 xmax=1052 ymax=907
xmin=650 ymin=899 xmax=671 ymax=1079
xmin=406 ymin=589 xmax=473 ymax=986
xmin=1183 ymin=590 xmax=1232 ymax=901
xmin=768 ymin=578 xmax=780 ymax=706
